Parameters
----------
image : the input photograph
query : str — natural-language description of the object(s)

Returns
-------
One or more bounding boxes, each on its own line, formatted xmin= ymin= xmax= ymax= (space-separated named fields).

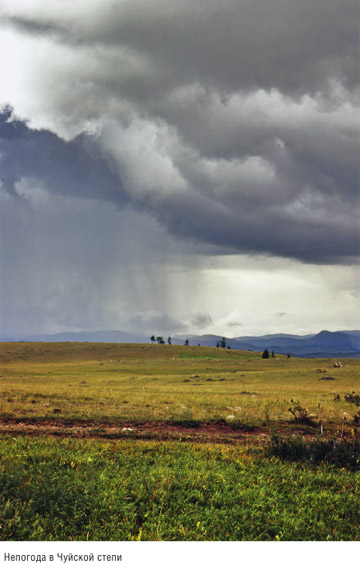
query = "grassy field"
xmin=0 ymin=437 xmax=359 ymax=541
xmin=0 ymin=342 xmax=359 ymax=541
xmin=1 ymin=342 xmax=359 ymax=429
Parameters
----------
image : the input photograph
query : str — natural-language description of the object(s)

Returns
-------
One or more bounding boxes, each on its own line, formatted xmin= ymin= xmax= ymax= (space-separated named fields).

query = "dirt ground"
xmin=0 ymin=417 xmax=322 ymax=445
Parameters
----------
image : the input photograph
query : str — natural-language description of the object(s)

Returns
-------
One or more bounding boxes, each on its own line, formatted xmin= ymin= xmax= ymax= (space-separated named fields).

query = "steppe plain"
xmin=0 ymin=342 xmax=359 ymax=540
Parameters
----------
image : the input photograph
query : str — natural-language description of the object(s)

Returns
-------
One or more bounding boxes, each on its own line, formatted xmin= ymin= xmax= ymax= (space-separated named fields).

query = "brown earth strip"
xmin=0 ymin=418 xmax=269 ymax=444
xmin=0 ymin=418 xmax=323 ymax=444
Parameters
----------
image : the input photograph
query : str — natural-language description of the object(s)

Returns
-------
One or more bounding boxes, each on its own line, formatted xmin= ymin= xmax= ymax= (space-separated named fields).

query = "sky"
xmin=0 ymin=0 xmax=359 ymax=338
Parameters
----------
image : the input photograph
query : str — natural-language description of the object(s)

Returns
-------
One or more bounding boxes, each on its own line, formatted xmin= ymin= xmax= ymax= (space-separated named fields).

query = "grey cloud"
xmin=127 ymin=313 xmax=187 ymax=336
xmin=0 ymin=1 xmax=359 ymax=265
xmin=0 ymin=176 xmax=198 ymax=336
xmin=0 ymin=109 xmax=125 ymax=204
xmin=6 ymin=0 xmax=358 ymax=95
xmin=191 ymin=314 xmax=213 ymax=328
xmin=169 ymin=197 xmax=358 ymax=263
xmin=3 ymin=16 xmax=64 ymax=38
xmin=3 ymin=109 xmax=357 ymax=264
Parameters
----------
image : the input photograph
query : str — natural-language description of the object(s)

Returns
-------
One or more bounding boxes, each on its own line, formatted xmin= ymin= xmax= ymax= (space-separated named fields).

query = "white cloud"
xmin=98 ymin=119 xmax=188 ymax=202
xmin=14 ymin=177 xmax=50 ymax=205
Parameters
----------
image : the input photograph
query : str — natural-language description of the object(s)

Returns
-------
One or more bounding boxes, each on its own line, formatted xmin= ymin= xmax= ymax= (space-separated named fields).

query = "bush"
xmin=345 ymin=392 xmax=360 ymax=406
xmin=288 ymin=400 xmax=317 ymax=426
xmin=267 ymin=433 xmax=360 ymax=470
xmin=353 ymin=410 xmax=360 ymax=425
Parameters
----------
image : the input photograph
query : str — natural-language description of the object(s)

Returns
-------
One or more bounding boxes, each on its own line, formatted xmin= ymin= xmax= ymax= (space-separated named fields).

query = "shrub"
xmin=267 ymin=433 xmax=360 ymax=470
xmin=353 ymin=410 xmax=360 ymax=425
xmin=288 ymin=400 xmax=317 ymax=426
xmin=345 ymin=392 xmax=360 ymax=406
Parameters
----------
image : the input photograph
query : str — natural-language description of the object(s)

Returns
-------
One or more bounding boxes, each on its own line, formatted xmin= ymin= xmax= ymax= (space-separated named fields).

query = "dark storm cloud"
xmin=0 ymin=110 xmax=125 ymax=204
xmin=0 ymin=0 xmax=359 ymax=264
xmin=5 ymin=0 xmax=358 ymax=94
xmin=146 ymin=188 xmax=359 ymax=263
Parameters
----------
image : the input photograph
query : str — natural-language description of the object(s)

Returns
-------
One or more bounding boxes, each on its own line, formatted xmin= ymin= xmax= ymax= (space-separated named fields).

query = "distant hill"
xmin=1 ymin=329 xmax=359 ymax=358
xmin=0 ymin=330 xmax=149 ymax=344
xmin=187 ymin=330 xmax=360 ymax=357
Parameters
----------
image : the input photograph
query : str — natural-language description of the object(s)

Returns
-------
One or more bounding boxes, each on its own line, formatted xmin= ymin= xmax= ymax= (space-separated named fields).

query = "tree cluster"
xmin=150 ymin=335 xmax=165 ymax=345
xmin=150 ymin=335 xmax=189 ymax=345
xmin=262 ymin=349 xmax=276 ymax=358
xmin=216 ymin=337 xmax=231 ymax=349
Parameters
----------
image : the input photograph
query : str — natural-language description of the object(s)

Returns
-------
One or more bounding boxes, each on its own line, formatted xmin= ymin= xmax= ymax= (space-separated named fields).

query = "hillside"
xmin=188 ymin=330 xmax=360 ymax=357
xmin=1 ymin=329 xmax=359 ymax=358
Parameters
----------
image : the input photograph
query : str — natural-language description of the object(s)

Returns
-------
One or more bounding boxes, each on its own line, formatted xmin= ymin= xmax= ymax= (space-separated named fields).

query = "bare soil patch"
xmin=0 ymin=417 xmax=321 ymax=444
xmin=1 ymin=417 xmax=267 ymax=444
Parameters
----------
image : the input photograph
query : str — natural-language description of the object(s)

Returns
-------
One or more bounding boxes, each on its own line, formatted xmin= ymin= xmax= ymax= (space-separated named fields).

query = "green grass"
xmin=1 ymin=343 xmax=359 ymax=541
xmin=0 ymin=436 xmax=359 ymax=541
xmin=1 ymin=342 xmax=359 ymax=429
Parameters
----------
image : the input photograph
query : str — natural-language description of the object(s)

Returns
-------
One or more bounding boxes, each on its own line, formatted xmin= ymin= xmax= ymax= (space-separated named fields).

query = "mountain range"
xmin=1 ymin=329 xmax=359 ymax=358
xmin=185 ymin=330 xmax=360 ymax=358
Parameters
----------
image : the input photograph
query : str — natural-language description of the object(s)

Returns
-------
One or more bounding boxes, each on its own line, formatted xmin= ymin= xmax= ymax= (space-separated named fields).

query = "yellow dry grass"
xmin=1 ymin=342 xmax=359 ymax=428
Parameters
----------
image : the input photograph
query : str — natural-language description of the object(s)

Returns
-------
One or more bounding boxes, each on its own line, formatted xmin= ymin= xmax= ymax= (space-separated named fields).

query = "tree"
xmin=150 ymin=335 xmax=155 ymax=343
xmin=167 ymin=336 xmax=172 ymax=345
xmin=262 ymin=348 xmax=270 ymax=359
xmin=220 ymin=337 xmax=226 ymax=348
xmin=287 ymin=353 xmax=291 ymax=358
xmin=271 ymin=350 xmax=275 ymax=358
xmin=216 ymin=341 xmax=220 ymax=348
xmin=156 ymin=336 xmax=165 ymax=345
xmin=184 ymin=339 xmax=189 ymax=346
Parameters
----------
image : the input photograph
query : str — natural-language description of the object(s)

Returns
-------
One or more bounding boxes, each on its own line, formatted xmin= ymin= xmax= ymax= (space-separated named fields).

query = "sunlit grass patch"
xmin=0 ymin=436 xmax=358 ymax=541
xmin=1 ymin=342 xmax=359 ymax=429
